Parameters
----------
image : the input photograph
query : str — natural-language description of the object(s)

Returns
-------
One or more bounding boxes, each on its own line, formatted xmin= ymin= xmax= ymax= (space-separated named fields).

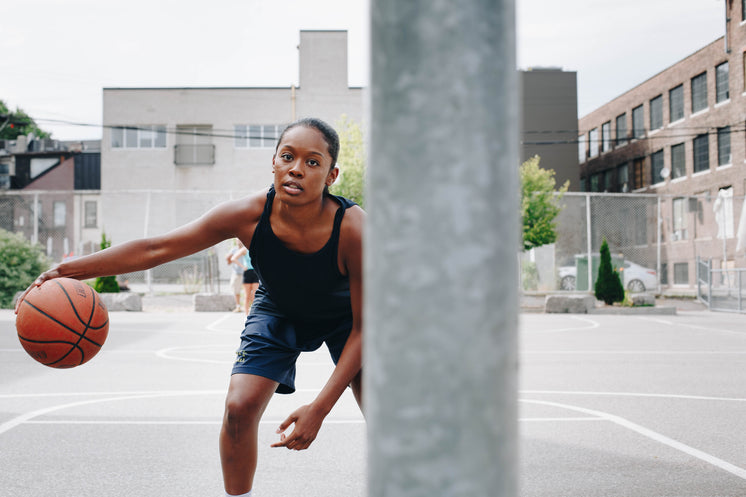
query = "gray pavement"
xmin=3 ymin=301 xmax=746 ymax=496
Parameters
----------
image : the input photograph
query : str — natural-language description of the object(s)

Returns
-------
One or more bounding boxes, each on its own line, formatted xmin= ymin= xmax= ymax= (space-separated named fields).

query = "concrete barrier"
xmin=544 ymin=295 xmax=596 ymax=313
xmin=100 ymin=292 xmax=142 ymax=312
xmin=193 ymin=293 xmax=235 ymax=312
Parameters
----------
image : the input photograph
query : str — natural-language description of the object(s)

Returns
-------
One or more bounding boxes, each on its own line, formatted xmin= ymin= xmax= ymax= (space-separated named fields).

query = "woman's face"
xmin=272 ymin=126 xmax=338 ymax=203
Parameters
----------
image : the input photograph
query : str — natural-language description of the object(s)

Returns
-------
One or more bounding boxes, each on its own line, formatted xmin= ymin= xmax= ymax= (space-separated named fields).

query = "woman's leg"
xmin=220 ymin=373 xmax=278 ymax=495
xmin=242 ymin=284 xmax=252 ymax=315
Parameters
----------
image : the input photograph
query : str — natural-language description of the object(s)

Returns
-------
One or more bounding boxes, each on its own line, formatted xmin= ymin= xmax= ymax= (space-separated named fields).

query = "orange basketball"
xmin=16 ymin=278 xmax=109 ymax=368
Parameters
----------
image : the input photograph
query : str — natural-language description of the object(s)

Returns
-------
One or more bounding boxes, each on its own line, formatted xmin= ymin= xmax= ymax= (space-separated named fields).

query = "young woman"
xmin=16 ymin=117 xmax=365 ymax=497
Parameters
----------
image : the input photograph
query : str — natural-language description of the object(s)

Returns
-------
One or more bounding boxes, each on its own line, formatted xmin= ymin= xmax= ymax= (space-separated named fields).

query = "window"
xmin=589 ymin=128 xmax=599 ymax=157
xmin=632 ymin=105 xmax=645 ymax=139
xmin=693 ymin=134 xmax=710 ymax=173
xmin=673 ymin=262 xmax=689 ymax=284
xmin=615 ymin=114 xmax=627 ymax=146
xmin=578 ymin=134 xmax=586 ymax=163
xmin=671 ymin=143 xmax=686 ymax=179
xmin=84 ymin=201 xmax=97 ymax=228
xmin=604 ymin=169 xmax=613 ymax=192
xmin=590 ymin=173 xmax=599 ymax=192
xmin=743 ymin=52 xmax=746 ymax=92
xmin=618 ymin=163 xmax=629 ymax=192
xmin=672 ymin=198 xmax=688 ymax=241
xmin=111 ymin=125 xmax=167 ymax=149
xmin=53 ymin=201 xmax=66 ymax=228
xmin=691 ymin=72 xmax=708 ymax=113
xmin=743 ymin=0 xmax=746 ymax=21
xmin=601 ymin=121 xmax=611 ymax=153
xmin=717 ymin=126 xmax=731 ymax=166
xmin=175 ymin=125 xmax=214 ymax=165
xmin=634 ymin=205 xmax=648 ymax=245
xmin=649 ymin=95 xmax=663 ymax=130
xmin=651 ymin=150 xmax=665 ymax=184
xmin=0 ymin=162 xmax=9 ymax=189
xmin=669 ymin=84 xmax=684 ymax=122
xmin=235 ymin=124 xmax=284 ymax=148
xmin=716 ymin=62 xmax=729 ymax=103
xmin=660 ymin=262 xmax=668 ymax=285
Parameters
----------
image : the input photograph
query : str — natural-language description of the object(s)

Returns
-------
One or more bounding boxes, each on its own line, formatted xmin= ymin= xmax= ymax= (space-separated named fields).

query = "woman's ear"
xmin=327 ymin=166 xmax=340 ymax=186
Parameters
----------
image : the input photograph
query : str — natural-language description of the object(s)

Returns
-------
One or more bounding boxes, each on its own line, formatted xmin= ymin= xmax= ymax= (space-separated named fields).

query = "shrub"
xmin=0 ymin=229 xmax=51 ymax=308
xmin=594 ymin=238 xmax=624 ymax=305
xmin=93 ymin=232 xmax=119 ymax=293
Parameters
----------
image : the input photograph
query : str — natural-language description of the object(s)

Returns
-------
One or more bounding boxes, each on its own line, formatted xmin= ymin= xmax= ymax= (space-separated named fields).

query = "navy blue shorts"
xmin=232 ymin=312 xmax=352 ymax=394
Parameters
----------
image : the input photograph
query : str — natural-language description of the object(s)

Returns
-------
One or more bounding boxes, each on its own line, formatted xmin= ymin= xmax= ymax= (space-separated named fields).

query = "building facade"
xmin=577 ymin=0 xmax=746 ymax=286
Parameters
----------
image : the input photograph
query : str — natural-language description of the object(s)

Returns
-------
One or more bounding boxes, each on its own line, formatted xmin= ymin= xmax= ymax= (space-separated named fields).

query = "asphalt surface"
xmin=3 ymin=301 xmax=746 ymax=496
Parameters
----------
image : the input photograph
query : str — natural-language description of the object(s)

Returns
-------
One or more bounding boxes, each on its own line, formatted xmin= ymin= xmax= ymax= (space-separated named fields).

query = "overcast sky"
xmin=2 ymin=0 xmax=726 ymax=140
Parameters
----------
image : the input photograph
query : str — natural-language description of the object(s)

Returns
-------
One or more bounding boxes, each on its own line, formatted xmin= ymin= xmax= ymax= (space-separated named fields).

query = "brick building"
xmin=577 ymin=0 xmax=746 ymax=285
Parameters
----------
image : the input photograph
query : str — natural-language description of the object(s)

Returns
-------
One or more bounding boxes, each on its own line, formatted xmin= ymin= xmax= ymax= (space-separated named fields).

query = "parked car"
xmin=558 ymin=260 xmax=657 ymax=293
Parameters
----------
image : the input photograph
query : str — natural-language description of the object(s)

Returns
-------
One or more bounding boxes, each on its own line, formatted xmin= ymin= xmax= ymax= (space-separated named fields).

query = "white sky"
xmin=2 ymin=0 xmax=726 ymax=140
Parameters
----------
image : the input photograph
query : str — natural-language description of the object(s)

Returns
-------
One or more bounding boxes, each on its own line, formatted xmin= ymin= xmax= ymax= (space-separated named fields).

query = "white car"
xmin=558 ymin=260 xmax=657 ymax=293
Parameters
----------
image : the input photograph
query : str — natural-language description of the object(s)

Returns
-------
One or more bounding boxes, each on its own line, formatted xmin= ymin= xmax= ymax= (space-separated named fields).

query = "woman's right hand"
xmin=14 ymin=268 xmax=62 ymax=314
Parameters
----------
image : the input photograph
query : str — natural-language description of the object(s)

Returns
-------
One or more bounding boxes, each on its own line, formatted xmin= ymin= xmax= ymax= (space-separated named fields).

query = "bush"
xmin=0 ymin=229 xmax=51 ymax=308
xmin=594 ymin=238 xmax=624 ymax=305
xmin=93 ymin=232 xmax=119 ymax=294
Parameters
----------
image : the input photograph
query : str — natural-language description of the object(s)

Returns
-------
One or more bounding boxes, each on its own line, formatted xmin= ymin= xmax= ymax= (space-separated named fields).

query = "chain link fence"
xmin=522 ymin=191 xmax=746 ymax=300
xmin=2 ymin=189 xmax=744 ymax=299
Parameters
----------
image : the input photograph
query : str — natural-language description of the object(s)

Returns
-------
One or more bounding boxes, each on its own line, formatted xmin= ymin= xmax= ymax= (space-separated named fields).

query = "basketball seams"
xmin=19 ymin=300 xmax=107 ymax=348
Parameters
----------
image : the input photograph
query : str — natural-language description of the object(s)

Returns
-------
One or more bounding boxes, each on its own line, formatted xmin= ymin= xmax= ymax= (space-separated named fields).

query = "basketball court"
xmin=2 ymin=304 xmax=746 ymax=496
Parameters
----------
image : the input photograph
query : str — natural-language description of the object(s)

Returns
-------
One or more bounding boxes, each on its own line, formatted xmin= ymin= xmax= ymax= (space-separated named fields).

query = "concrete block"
xmin=631 ymin=294 xmax=655 ymax=307
xmin=193 ymin=293 xmax=235 ymax=312
xmin=100 ymin=292 xmax=142 ymax=312
xmin=545 ymin=295 xmax=596 ymax=313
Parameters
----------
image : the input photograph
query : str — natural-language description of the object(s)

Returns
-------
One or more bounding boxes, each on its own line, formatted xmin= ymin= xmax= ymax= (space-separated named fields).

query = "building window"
xmin=84 ymin=201 xmax=97 ymax=228
xmin=578 ymin=134 xmax=586 ymax=163
xmin=743 ymin=0 xmax=746 ymax=21
xmin=660 ymin=262 xmax=668 ymax=285
xmin=235 ymin=124 xmax=283 ymax=148
xmin=672 ymin=198 xmax=688 ymax=241
xmin=632 ymin=105 xmax=645 ymax=139
xmin=673 ymin=262 xmax=689 ymax=284
xmin=718 ymin=126 xmax=732 ymax=166
xmin=669 ymin=84 xmax=684 ymax=122
xmin=615 ymin=114 xmax=627 ymax=146
xmin=716 ymin=62 xmax=729 ymax=103
xmin=111 ymin=125 xmax=167 ymax=149
xmin=589 ymin=128 xmax=599 ymax=157
xmin=671 ymin=143 xmax=686 ymax=179
xmin=601 ymin=121 xmax=611 ymax=153
xmin=649 ymin=95 xmax=663 ymax=130
xmin=693 ymin=134 xmax=710 ymax=173
xmin=590 ymin=173 xmax=600 ymax=192
xmin=0 ymin=162 xmax=9 ymax=189
xmin=691 ymin=72 xmax=708 ymax=113
xmin=53 ymin=201 xmax=66 ymax=228
xmin=743 ymin=53 xmax=746 ymax=93
xmin=175 ymin=125 xmax=215 ymax=165
xmin=651 ymin=150 xmax=665 ymax=184
xmin=618 ymin=163 xmax=629 ymax=192
xmin=604 ymin=169 xmax=614 ymax=192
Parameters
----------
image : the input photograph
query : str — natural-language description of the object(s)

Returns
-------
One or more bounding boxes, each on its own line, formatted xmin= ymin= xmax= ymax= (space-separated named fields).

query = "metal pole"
xmin=586 ymin=194 xmax=593 ymax=292
xmin=367 ymin=1 xmax=519 ymax=496
xmin=656 ymin=197 xmax=662 ymax=294
xmin=32 ymin=192 xmax=39 ymax=245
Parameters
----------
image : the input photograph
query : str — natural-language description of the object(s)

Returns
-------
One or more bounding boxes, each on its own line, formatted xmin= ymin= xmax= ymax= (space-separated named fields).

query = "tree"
xmin=0 ymin=99 xmax=51 ymax=140
xmin=0 ymin=229 xmax=51 ymax=308
xmin=330 ymin=115 xmax=366 ymax=208
xmin=93 ymin=233 xmax=120 ymax=293
xmin=520 ymin=155 xmax=569 ymax=251
xmin=594 ymin=238 xmax=624 ymax=305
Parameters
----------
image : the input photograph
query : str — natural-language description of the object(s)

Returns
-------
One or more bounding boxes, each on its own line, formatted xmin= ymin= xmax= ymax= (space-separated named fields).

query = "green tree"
xmin=520 ymin=155 xmax=569 ymax=251
xmin=0 ymin=229 xmax=51 ymax=308
xmin=0 ymin=99 xmax=51 ymax=140
xmin=330 ymin=115 xmax=366 ymax=207
xmin=594 ymin=238 xmax=624 ymax=305
xmin=93 ymin=233 xmax=119 ymax=293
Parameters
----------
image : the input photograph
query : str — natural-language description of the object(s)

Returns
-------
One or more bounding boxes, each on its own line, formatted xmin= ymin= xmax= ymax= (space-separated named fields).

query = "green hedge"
xmin=0 ymin=229 xmax=51 ymax=308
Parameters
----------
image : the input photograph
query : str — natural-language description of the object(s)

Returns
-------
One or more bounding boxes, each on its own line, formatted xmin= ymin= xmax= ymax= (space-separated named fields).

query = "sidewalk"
xmin=520 ymin=293 xmax=708 ymax=313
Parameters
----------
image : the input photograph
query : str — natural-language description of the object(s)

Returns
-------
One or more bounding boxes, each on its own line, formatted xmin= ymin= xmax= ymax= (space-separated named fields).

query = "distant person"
xmin=16 ymin=117 xmax=364 ymax=497
xmin=226 ymin=239 xmax=247 ymax=312
xmin=229 ymin=244 xmax=259 ymax=315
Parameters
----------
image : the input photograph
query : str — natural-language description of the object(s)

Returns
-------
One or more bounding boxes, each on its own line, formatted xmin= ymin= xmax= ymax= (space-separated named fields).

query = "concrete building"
xmin=577 ymin=0 xmax=746 ymax=284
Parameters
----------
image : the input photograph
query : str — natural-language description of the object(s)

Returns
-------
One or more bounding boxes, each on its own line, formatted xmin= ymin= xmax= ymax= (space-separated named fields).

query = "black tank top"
xmin=248 ymin=186 xmax=357 ymax=322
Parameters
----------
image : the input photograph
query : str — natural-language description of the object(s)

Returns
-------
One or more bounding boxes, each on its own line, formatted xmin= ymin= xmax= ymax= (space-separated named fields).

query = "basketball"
xmin=16 ymin=277 xmax=109 ymax=368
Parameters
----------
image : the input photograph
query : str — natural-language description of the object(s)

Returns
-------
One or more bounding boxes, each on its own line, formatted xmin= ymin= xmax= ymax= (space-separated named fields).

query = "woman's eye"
xmin=308 ymin=160 xmax=319 ymax=167
xmin=281 ymin=153 xmax=293 ymax=161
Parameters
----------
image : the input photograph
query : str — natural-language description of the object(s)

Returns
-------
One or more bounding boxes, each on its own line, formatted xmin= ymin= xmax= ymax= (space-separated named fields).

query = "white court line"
xmin=524 ymin=316 xmax=600 ymax=333
xmin=206 ymin=313 xmax=240 ymax=332
xmin=24 ymin=419 xmax=366 ymax=425
xmin=523 ymin=350 xmax=746 ymax=355
xmin=521 ymin=390 xmax=746 ymax=402
xmin=522 ymin=398 xmax=746 ymax=481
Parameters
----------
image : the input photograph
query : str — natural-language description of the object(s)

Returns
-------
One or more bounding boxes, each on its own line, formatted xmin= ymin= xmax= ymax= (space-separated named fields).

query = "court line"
xmin=521 ymin=390 xmax=746 ymax=402
xmin=522 ymin=398 xmax=746 ymax=481
xmin=523 ymin=315 xmax=600 ymax=333
xmin=24 ymin=419 xmax=366 ymax=425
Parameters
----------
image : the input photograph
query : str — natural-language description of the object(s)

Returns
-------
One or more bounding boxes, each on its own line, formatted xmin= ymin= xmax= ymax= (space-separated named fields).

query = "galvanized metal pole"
xmin=366 ymin=1 xmax=519 ymax=496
